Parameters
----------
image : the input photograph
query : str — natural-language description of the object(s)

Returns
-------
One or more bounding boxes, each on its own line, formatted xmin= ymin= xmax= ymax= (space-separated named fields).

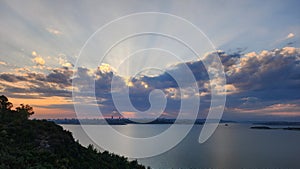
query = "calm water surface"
xmin=62 ymin=124 xmax=300 ymax=169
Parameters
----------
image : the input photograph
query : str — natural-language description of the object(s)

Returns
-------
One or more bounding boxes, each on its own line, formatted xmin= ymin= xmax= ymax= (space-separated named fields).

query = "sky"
xmin=0 ymin=0 xmax=300 ymax=121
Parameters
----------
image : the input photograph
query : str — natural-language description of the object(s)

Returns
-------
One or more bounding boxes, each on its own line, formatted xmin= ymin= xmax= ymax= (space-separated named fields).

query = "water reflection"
xmin=62 ymin=124 xmax=300 ymax=169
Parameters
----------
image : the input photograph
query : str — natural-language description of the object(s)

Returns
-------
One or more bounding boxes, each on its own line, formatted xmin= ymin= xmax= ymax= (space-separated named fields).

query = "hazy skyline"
xmin=0 ymin=0 xmax=299 ymax=120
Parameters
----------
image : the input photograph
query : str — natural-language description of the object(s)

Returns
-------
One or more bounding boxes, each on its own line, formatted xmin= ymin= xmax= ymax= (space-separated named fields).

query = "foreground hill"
xmin=0 ymin=95 xmax=147 ymax=169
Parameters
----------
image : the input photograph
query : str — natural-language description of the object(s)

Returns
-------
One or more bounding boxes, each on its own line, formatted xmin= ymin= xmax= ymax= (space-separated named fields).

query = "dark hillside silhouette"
xmin=0 ymin=95 xmax=147 ymax=169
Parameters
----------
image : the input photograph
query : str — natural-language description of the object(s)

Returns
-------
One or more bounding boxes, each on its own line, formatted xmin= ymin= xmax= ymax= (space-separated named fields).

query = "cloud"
xmin=0 ymin=67 xmax=74 ymax=99
xmin=271 ymin=33 xmax=297 ymax=47
xmin=286 ymin=33 xmax=295 ymax=39
xmin=94 ymin=47 xmax=300 ymax=117
xmin=31 ymin=51 xmax=45 ymax=66
xmin=32 ymin=51 xmax=37 ymax=56
xmin=36 ymin=103 xmax=75 ymax=110
xmin=58 ymin=57 xmax=73 ymax=68
xmin=228 ymin=47 xmax=300 ymax=93
xmin=32 ymin=56 xmax=45 ymax=66
xmin=229 ymin=102 xmax=300 ymax=117
xmin=122 ymin=111 xmax=137 ymax=118
xmin=46 ymin=67 xmax=73 ymax=87
xmin=1 ymin=46 xmax=300 ymax=119
xmin=46 ymin=27 xmax=62 ymax=35
xmin=0 ymin=73 xmax=27 ymax=82
xmin=0 ymin=61 xmax=7 ymax=65
xmin=220 ymin=47 xmax=300 ymax=119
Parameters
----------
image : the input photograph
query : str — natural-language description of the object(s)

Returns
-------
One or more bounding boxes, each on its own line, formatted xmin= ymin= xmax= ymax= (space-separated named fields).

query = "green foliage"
xmin=0 ymin=96 xmax=147 ymax=169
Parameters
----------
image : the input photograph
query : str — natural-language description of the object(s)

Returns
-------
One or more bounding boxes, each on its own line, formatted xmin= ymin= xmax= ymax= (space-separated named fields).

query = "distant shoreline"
xmin=251 ymin=126 xmax=300 ymax=131
xmin=250 ymin=121 xmax=300 ymax=131
xmin=48 ymin=118 xmax=235 ymax=125
xmin=48 ymin=119 xmax=300 ymax=129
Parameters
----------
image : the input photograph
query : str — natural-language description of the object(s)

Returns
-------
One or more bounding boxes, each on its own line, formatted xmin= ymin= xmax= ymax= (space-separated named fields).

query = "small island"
xmin=250 ymin=125 xmax=300 ymax=131
xmin=250 ymin=126 xmax=272 ymax=129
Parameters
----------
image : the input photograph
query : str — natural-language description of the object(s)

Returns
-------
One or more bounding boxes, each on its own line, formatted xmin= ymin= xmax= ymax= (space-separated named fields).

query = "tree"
xmin=16 ymin=104 xmax=34 ymax=119
xmin=0 ymin=95 xmax=34 ymax=121
xmin=0 ymin=95 xmax=13 ymax=111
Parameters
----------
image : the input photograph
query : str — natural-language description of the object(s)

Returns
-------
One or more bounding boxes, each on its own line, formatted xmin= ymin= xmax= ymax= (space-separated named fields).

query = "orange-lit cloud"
xmin=33 ymin=57 xmax=45 ymax=65
xmin=32 ymin=51 xmax=45 ymax=66
xmin=232 ymin=103 xmax=300 ymax=117
xmin=0 ymin=61 xmax=7 ymax=65
xmin=58 ymin=57 xmax=73 ymax=68
xmin=121 ymin=111 xmax=137 ymax=118
xmin=98 ymin=63 xmax=116 ymax=73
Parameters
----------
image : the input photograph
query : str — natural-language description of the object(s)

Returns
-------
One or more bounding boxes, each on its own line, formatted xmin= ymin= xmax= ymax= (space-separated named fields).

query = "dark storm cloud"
xmin=217 ymin=51 xmax=241 ymax=73
xmin=95 ymin=71 xmax=121 ymax=93
xmin=92 ymin=58 xmax=211 ymax=115
xmin=90 ymin=47 xmax=300 ymax=117
xmin=0 ymin=67 xmax=73 ymax=99
xmin=46 ymin=67 xmax=73 ymax=87
xmin=135 ymin=58 xmax=209 ymax=91
xmin=221 ymin=47 xmax=300 ymax=119
xmin=130 ymin=47 xmax=300 ymax=118
xmin=227 ymin=47 xmax=300 ymax=99
xmin=0 ymin=73 xmax=27 ymax=82
xmin=135 ymin=73 xmax=178 ymax=89
xmin=135 ymin=50 xmax=241 ymax=90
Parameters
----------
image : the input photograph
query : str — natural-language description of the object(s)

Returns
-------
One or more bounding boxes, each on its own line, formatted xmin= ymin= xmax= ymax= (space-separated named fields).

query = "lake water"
xmin=62 ymin=124 xmax=300 ymax=169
